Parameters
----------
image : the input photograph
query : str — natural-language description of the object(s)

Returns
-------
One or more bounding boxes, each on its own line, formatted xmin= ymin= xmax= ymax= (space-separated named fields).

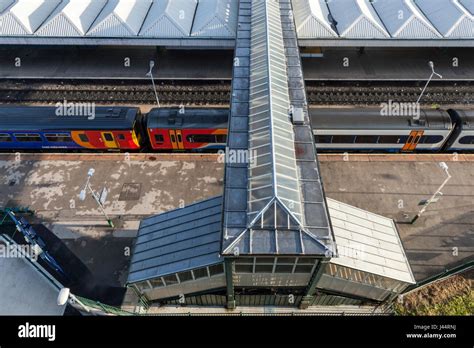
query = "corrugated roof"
xmin=88 ymin=0 xmax=152 ymax=37
xmin=326 ymin=0 xmax=390 ymax=38
xmin=191 ymin=0 xmax=238 ymax=37
xmin=127 ymin=196 xmax=223 ymax=283
xmin=0 ymin=0 xmax=61 ymax=35
xmin=140 ymin=0 xmax=198 ymax=37
xmin=36 ymin=0 xmax=107 ymax=36
xmin=415 ymin=0 xmax=474 ymax=38
xmin=291 ymin=0 xmax=338 ymax=38
xmin=372 ymin=0 xmax=441 ymax=38
xmin=327 ymin=198 xmax=415 ymax=284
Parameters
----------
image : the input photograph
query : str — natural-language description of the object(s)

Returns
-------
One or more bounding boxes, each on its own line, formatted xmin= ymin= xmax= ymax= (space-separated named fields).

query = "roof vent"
xmin=292 ymin=107 xmax=305 ymax=125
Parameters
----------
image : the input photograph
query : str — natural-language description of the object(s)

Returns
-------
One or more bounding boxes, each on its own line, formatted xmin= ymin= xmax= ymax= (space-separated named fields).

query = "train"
xmin=0 ymin=105 xmax=473 ymax=152
xmin=311 ymin=108 xmax=474 ymax=152
xmin=0 ymin=106 xmax=228 ymax=151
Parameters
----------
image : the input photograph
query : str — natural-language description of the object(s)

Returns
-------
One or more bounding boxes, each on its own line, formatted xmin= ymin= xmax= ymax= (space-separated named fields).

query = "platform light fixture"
xmin=416 ymin=61 xmax=443 ymax=105
xmin=411 ymin=162 xmax=451 ymax=224
xmin=146 ymin=60 xmax=160 ymax=108
xmin=79 ymin=168 xmax=114 ymax=228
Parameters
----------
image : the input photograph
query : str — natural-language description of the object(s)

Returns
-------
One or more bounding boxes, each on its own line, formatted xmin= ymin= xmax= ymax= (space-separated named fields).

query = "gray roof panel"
xmin=459 ymin=0 xmax=474 ymax=14
xmin=127 ymin=196 xmax=223 ymax=283
xmin=415 ymin=0 xmax=473 ymax=37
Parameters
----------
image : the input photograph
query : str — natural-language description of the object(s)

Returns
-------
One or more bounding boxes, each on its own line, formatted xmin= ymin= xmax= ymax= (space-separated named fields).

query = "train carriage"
xmin=310 ymin=108 xmax=454 ymax=152
xmin=0 ymin=106 xmax=141 ymax=151
xmin=146 ymin=108 xmax=228 ymax=151
xmin=446 ymin=110 xmax=474 ymax=152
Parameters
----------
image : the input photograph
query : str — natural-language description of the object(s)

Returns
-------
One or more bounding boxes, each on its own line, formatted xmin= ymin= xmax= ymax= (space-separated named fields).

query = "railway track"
xmin=0 ymin=80 xmax=472 ymax=106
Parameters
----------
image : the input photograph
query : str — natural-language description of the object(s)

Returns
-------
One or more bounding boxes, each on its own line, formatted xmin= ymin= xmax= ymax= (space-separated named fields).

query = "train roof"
xmin=147 ymin=108 xmax=229 ymax=129
xmin=0 ymin=106 xmax=139 ymax=131
xmin=452 ymin=109 xmax=474 ymax=130
xmin=309 ymin=107 xmax=453 ymax=131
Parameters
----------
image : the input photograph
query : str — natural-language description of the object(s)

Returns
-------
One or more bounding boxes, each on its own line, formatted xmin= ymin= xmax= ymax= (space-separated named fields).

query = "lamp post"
xmin=411 ymin=162 xmax=451 ymax=224
xmin=79 ymin=168 xmax=114 ymax=228
xmin=146 ymin=60 xmax=160 ymax=107
xmin=416 ymin=61 xmax=443 ymax=104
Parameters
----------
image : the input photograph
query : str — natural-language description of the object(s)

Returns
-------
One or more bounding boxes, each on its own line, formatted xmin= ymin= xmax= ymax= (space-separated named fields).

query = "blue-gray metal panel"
xmin=127 ymin=196 xmax=223 ymax=283
xmin=415 ymin=0 xmax=464 ymax=36
xmin=326 ymin=0 xmax=360 ymax=35
xmin=460 ymin=0 xmax=474 ymax=14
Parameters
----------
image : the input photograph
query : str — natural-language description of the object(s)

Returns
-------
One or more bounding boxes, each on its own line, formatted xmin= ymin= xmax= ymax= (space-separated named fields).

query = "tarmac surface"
xmin=0 ymin=154 xmax=224 ymax=290
xmin=0 ymin=153 xmax=472 ymax=292
xmin=303 ymin=48 xmax=474 ymax=81
xmin=0 ymin=46 xmax=233 ymax=80
xmin=2 ymin=47 xmax=474 ymax=81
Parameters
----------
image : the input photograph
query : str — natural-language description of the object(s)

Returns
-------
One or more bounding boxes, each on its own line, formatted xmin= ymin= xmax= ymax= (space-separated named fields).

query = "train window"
xmin=378 ymin=136 xmax=408 ymax=144
xmin=216 ymin=134 xmax=227 ymax=143
xmin=177 ymin=133 xmax=182 ymax=143
xmin=355 ymin=135 xmax=379 ymax=144
xmin=459 ymin=136 xmax=474 ymax=144
xmin=420 ymin=135 xmax=444 ymax=144
xmin=0 ymin=134 xmax=12 ymax=142
xmin=331 ymin=135 xmax=355 ymax=143
xmin=154 ymin=134 xmax=164 ymax=144
xmin=187 ymin=134 xmax=216 ymax=143
xmin=79 ymin=134 xmax=89 ymax=142
xmin=117 ymin=134 xmax=125 ymax=141
xmin=315 ymin=135 xmax=332 ymax=143
xmin=14 ymin=133 xmax=42 ymax=142
xmin=104 ymin=133 xmax=114 ymax=142
xmin=45 ymin=133 xmax=72 ymax=142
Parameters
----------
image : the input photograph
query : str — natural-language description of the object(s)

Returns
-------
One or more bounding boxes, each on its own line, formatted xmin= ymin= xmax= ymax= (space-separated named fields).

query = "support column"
xmin=299 ymin=258 xmax=330 ymax=309
xmin=225 ymin=258 xmax=236 ymax=309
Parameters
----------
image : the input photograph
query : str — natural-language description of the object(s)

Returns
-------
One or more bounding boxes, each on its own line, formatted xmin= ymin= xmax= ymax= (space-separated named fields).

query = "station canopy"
xmin=415 ymin=0 xmax=474 ymax=38
xmin=327 ymin=199 xmax=415 ymax=284
xmin=0 ymin=0 xmax=238 ymax=44
xmin=293 ymin=0 xmax=474 ymax=44
xmin=371 ymin=0 xmax=441 ymax=38
xmin=128 ymin=196 xmax=223 ymax=284
xmin=140 ymin=0 xmax=198 ymax=37
xmin=292 ymin=0 xmax=338 ymax=38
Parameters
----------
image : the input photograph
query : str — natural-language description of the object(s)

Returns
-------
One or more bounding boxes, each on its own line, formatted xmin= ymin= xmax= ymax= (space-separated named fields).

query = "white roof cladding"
xmin=292 ymin=0 xmax=338 ymax=38
xmin=0 ymin=0 xmax=61 ymax=35
xmin=36 ymin=0 xmax=107 ymax=36
xmin=372 ymin=0 xmax=442 ymax=38
xmin=415 ymin=0 xmax=474 ymax=38
xmin=326 ymin=0 xmax=390 ymax=38
xmin=327 ymin=198 xmax=415 ymax=284
xmin=191 ymin=0 xmax=238 ymax=37
xmin=140 ymin=0 xmax=198 ymax=37
xmin=88 ymin=0 xmax=152 ymax=37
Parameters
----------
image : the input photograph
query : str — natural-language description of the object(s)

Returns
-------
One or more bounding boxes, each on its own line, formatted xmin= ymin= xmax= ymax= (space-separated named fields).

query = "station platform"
xmin=0 ymin=46 xmax=233 ymax=80
xmin=1 ymin=47 xmax=474 ymax=82
xmin=303 ymin=48 xmax=474 ymax=81
xmin=0 ymin=154 xmax=223 ymax=287
xmin=0 ymin=153 xmax=472 ymax=287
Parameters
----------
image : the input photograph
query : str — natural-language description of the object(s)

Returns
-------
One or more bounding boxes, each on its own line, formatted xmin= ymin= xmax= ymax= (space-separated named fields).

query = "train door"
xmin=402 ymin=130 xmax=424 ymax=152
xmin=175 ymin=130 xmax=184 ymax=150
xmin=101 ymin=132 xmax=118 ymax=148
xmin=168 ymin=130 xmax=184 ymax=150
